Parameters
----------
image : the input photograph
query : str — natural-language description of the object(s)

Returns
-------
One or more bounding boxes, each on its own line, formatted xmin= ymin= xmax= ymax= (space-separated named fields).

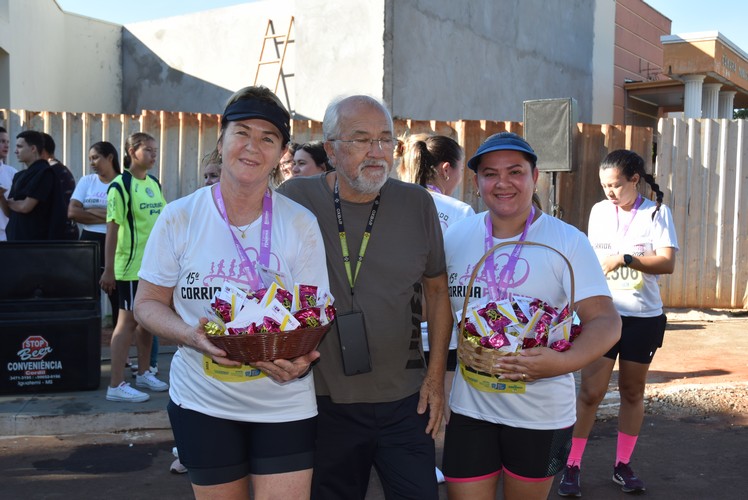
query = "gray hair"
xmin=322 ymin=95 xmax=394 ymax=140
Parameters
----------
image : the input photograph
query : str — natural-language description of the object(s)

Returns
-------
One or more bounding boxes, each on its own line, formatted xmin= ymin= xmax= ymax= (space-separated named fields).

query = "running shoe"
xmin=613 ymin=462 xmax=646 ymax=493
xmin=558 ymin=465 xmax=582 ymax=497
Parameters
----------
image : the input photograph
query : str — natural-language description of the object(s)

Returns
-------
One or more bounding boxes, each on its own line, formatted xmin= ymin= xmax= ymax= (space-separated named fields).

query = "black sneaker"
xmin=558 ymin=465 xmax=582 ymax=497
xmin=613 ymin=462 xmax=646 ymax=493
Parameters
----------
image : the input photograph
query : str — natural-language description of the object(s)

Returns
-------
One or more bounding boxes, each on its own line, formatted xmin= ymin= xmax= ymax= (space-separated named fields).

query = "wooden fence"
xmin=2 ymin=109 xmax=746 ymax=308
xmin=655 ymin=119 xmax=748 ymax=309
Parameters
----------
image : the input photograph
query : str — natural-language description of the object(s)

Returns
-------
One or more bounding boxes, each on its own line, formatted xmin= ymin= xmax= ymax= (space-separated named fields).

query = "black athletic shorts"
xmin=116 ymin=280 xmax=138 ymax=311
xmin=442 ymin=412 xmax=572 ymax=481
xmin=168 ymin=400 xmax=316 ymax=486
xmin=604 ymin=314 xmax=667 ymax=364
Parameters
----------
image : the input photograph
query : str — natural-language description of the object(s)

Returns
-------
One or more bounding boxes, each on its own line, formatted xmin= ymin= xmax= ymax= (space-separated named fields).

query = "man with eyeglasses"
xmin=278 ymin=95 xmax=452 ymax=500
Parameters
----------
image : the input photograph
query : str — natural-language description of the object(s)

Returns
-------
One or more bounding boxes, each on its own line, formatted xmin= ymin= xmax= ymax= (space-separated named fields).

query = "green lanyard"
xmin=334 ymin=179 xmax=381 ymax=295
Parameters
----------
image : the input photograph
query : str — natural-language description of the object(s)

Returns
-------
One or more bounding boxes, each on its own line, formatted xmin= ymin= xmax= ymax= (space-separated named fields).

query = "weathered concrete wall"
xmin=592 ymin=0 xmax=616 ymax=124
xmin=115 ymin=0 xmax=388 ymax=119
xmin=62 ymin=12 xmax=122 ymax=113
xmin=122 ymin=0 xmax=295 ymax=115
xmin=0 ymin=0 xmax=10 ymax=108
xmin=116 ymin=0 xmax=609 ymax=123
xmin=294 ymin=0 xmax=386 ymax=121
xmin=0 ymin=0 xmax=121 ymax=113
xmin=1 ymin=0 xmax=619 ymax=125
xmin=388 ymin=0 xmax=596 ymax=122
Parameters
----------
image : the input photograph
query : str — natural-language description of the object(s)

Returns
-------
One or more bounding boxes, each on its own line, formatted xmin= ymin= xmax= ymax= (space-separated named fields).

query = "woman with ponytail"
xmin=400 ymin=134 xmax=474 ymax=228
xmin=69 ymin=141 xmax=122 ymax=326
xmin=101 ymin=132 xmax=168 ymax=403
xmin=400 ymin=134 xmax=474 ymax=371
xmin=559 ymin=149 xmax=678 ymax=497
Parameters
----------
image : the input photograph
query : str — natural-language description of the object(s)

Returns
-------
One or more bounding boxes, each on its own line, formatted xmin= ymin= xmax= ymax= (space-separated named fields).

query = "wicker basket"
xmin=456 ymin=240 xmax=575 ymax=375
xmin=208 ymin=324 xmax=330 ymax=363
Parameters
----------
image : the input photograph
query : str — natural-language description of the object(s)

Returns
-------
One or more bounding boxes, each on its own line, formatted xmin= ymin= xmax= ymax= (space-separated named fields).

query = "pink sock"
xmin=566 ymin=437 xmax=588 ymax=467
xmin=616 ymin=431 xmax=639 ymax=465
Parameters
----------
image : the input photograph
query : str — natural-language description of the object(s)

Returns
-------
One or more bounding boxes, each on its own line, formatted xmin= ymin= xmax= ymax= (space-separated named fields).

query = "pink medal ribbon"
xmin=616 ymin=194 xmax=643 ymax=238
xmin=213 ymin=182 xmax=273 ymax=290
xmin=483 ymin=206 xmax=535 ymax=300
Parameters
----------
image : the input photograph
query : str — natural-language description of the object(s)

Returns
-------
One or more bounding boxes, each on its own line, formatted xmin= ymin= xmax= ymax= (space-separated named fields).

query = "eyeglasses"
xmin=280 ymin=160 xmax=295 ymax=167
xmin=329 ymin=138 xmax=395 ymax=152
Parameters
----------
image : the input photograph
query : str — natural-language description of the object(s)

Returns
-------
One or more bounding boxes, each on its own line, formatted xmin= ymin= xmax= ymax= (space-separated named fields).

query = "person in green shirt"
xmin=100 ymin=132 xmax=168 ymax=402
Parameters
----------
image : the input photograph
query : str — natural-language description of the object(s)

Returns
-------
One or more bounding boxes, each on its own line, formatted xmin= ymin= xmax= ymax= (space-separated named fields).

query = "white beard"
xmin=339 ymin=160 xmax=390 ymax=195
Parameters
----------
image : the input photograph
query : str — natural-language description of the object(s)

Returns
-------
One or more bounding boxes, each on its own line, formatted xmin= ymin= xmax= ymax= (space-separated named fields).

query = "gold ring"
xmin=521 ymin=373 xmax=527 ymax=381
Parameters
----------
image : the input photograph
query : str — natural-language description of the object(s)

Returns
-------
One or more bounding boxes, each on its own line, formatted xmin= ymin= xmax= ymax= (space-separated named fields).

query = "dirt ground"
xmin=639 ymin=315 xmax=748 ymax=427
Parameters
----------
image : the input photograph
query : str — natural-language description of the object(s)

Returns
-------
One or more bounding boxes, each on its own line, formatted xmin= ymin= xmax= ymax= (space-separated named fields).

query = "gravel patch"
xmin=644 ymin=383 xmax=748 ymax=422
xmin=591 ymin=382 xmax=748 ymax=425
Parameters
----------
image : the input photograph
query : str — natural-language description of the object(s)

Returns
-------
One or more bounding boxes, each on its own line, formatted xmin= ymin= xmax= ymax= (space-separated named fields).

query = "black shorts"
xmin=442 ymin=412 xmax=572 ymax=481
xmin=604 ymin=314 xmax=667 ymax=364
xmin=116 ymin=280 xmax=138 ymax=311
xmin=79 ymin=230 xmax=105 ymax=271
xmin=167 ymin=400 xmax=316 ymax=486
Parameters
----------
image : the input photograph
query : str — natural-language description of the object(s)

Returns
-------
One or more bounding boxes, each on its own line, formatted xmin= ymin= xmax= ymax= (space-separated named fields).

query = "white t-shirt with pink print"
xmin=139 ymin=186 xmax=329 ymax=423
xmin=444 ymin=211 xmax=610 ymax=429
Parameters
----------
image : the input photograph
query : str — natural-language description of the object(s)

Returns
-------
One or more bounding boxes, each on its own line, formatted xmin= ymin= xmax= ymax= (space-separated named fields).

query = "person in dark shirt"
xmin=41 ymin=133 xmax=78 ymax=240
xmin=2 ymin=130 xmax=56 ymax=240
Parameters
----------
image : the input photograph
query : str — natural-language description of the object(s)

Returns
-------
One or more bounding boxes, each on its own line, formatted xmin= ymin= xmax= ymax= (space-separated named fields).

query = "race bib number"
xmin=606 ymin=266 xmax=644 ymax=290
xmin=460 ymin=364 xmax=526 ymax=394
xmin=202 ymin=355 xmax=266 ymax=382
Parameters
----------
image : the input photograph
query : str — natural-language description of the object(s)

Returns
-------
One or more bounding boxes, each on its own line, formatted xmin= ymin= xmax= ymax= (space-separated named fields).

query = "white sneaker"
xmin=170 ymin=458 xmax=188 ymax=474
xmin=435 ymin=466 xmax=445 ymax=484
xmin=170 ymin=448 xmax=188 ymax=474
xmin=129 ymin=365 xmax=157 ymax=377
xmin=106 ymin=382 xmax=150 ymax=402
xmin=135 ymin=370 xmax=168 ymax=392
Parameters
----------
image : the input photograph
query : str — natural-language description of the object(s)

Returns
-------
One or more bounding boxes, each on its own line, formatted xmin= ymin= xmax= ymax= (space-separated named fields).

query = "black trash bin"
xmin=0 ymin=241 xmax=101 ymax=394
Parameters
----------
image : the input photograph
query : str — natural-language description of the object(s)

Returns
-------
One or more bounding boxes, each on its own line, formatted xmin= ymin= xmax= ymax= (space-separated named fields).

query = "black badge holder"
xmin=335 ymin=310 xmax=372 ymax=376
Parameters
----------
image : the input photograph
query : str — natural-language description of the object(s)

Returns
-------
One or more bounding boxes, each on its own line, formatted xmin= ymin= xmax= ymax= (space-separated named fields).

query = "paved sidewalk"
xmin=0 ymin=345 xmax=175 ymax=436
